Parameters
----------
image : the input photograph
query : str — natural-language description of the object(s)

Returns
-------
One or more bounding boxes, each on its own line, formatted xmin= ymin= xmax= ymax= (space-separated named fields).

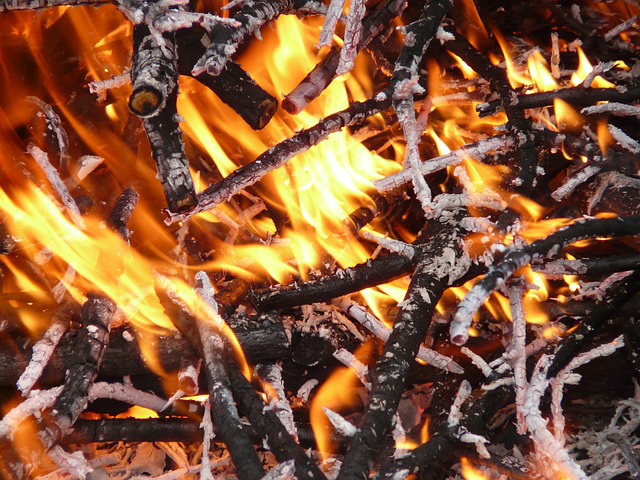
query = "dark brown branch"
xmin=107 ymin=188 xmax=139 ymax=242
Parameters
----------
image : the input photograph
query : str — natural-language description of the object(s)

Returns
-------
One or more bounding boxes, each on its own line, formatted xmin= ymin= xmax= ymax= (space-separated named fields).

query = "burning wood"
xmin=0 ymin=0 xmax=639 ymax=479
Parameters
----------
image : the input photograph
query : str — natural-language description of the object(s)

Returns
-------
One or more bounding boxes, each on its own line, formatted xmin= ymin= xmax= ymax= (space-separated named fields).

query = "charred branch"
xmin=451 ymin=215 xmax=640 ymax=346
xmin=282 ymin=0 xmax=405 ymax=114
xmin=532 ymin=254 xmax=640 ymax=278
xmin=107 ymin=187 xmax=139 ymax=242
xmin=166 ymin=93 xmax=392 ymax=225
xmin=337 ymin=219 xmax=470 ymax=480
xmin=548 ymin=269 xmax=640 ymax=378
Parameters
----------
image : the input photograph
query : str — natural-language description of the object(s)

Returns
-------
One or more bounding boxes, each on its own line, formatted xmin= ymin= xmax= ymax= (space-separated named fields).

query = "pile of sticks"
xmin=0 ymin=0 xmax=639 ymax=478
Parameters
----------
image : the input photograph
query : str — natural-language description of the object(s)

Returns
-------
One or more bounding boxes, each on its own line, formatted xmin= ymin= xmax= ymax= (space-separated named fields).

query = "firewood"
xmin=282 ymin=0 xmax=405 ymax=114
xmin=337 ymin=219 xmax=470 ymax=480
xmin=548 ymin=269 xmax=640 ymax=378
xmin=107 ymin=187 xmax=139 ymax=242
xmin=175 ymin=29 xmax=278 ymax=130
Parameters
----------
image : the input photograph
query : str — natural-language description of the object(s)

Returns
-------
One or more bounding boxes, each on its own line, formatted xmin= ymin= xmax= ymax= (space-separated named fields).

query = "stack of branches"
xmin=0 ymin=0 xmax=639 ymax=479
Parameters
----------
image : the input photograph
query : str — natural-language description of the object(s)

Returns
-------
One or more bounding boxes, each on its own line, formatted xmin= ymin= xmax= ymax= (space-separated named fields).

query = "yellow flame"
xmin=461 ymin=457 xmax=487 ymax=480
xmin=554 ymin=98 xmax=584 ymax=133
xmin=117 ymin=405 xmax=159 ymax=419
xmin=527 ymin=50 xmax=559 ymax=92
xmin=571 ymin=47 xmax=615 ymax=88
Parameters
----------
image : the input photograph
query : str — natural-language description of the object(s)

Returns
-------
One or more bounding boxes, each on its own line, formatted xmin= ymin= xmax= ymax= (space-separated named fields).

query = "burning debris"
xmin=0 ymin=0 xmax=638 ymax=479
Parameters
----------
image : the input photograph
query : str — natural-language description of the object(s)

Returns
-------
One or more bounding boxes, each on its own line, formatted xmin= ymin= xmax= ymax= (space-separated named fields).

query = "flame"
xmin=460 ymin=457 xmax=487 ymax=480
xmin=554 ymin=98 xmax=584 ymax=133
xmin=117 ymin=405 xmax=159 ymax=419
xmin=571 ymin=47 xmax=615 ymax=88
xmin=310 ymin=365 xmax=360 ymax=460
xmin=597 ymin=121 xmax=614 ymax=155
xmin=527 ymin=50 xmax=559 ymax=92
xmin=420 ymin=415 xmax=430 ymax=443
xmin=493 ymin=29 xmax=530 ymax=88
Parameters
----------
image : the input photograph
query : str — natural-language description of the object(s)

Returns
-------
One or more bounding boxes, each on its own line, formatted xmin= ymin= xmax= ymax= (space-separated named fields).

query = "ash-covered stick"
xmin=28 ymin=144 xmax=84 ymax=228
xmin=374 ymin=134 xmax=512 ymax=193
xmin=532 ymin=254 xmax=640 ymax=278
xmin=547 ymin=269 xmax=640 ymax=378
xmin=227 ymin=363 xmax=328 ymax=480
xmin=337 ymin=220 xmax=470 ymax=480
xmin=27 ymin=97 xmax=69 ymax=173
xmin=317 ymin=0 xmax=346 ymax=47
xmin=0 ymin=0 xmax=101 ymax=10
xmin=16 ymin=303 xmax=75 ymax=396
xmin=166 ymin=94 xmax=391 ymax=225
xmin=335 ymin=298 xmax=463 ymax=373
xmin=251 ymin=252 xmax=413 ymax=310
xmin=450 ymin=215 xmax=640 ymax=346
xmin=191 ymin=271 xmax=265 ymax=480
xmin=192 ymin=0 xmax=304 ymax=76
xmin=107 ymin=188 xmax=139 ymax=243
xmin=507 ymin=278 xmax=527 ymax=434
xmin=336 ymin=0 xmax=366 ymax=75
xmin=36 ymin=295 xmax=116 ymax=453
xmin=129 ymin=26 xmax=177 ymax=119
xmin=391 ymin=0 xmax=452 ymax=213
xmin=175 ymin=29 xmax=277 ymax=130
xmin=282 ymin=0 xmax=405 ymax=114
xmin=476 ymin=86 xmax=640 ymax=117
xmin=255 ymin=362 xmax=297 ymax=439
xmin=443 ymin=31 xmax=538 ymax=195
xmin=143 ymin=88 xmax=197 ymax=212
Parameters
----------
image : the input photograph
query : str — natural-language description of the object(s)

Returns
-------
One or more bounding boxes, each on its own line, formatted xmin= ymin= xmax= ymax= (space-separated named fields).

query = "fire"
xmin=527 ymin=50 xmax=559 ymax=92
xmin=571 ymin=47 xmax=615 ymax=88
xmin=117 ymin=405 xmax=159 ymax=419
xmin=460 ymin=457 xmax=487 ymax=480
xmin=554 ymin=98 xmax=584 ymax=133
xmin=309 ymin=365 xmax=361 ymax=460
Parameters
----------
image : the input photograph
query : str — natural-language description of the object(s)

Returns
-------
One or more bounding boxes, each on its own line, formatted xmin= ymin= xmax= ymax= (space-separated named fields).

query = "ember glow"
xmin=0 ymin=0 xmax=639 ymax=479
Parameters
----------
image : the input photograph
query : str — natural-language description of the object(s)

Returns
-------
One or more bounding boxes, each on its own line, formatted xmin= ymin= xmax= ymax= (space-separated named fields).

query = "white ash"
xmin=581 ymin=102 xmax=640 ymax=117
xmin=360 ymin=231 xmax=416 ymax=260
xmin=0 ymin=386 xmax=63 ymax=440
xmin=17 ymin=309 xmax=70 ymax=396
xmin=425 ymin=193 xmax=506 ymax=218
xmin=551 ymin=32 xmax=561 ymax=79
xmin=331 ymin=309 xmax=365 ymax=342
xmin=374 ymin=134 xmax=512 ymax=192
xmin=460 ymin=347 xmax=493 ymax=378
xmin=460 ymin=216 xmax=496 ymax=233
xmin=47 ymin=446 xmax=92 ymax=480
xmin=317 ymin=0 xmax=347 ymax=47
xmin=604 ymin=16 xmax=637 ymax=42
xmin=74 ymin=155 xmax=104 ymax=183
xmin=435 ymin=26 xmax=454 ymax=44
xmin=333 ymin=348 xmax=371 ymax=389
xmin=28 ymin=144 xmax=85 ymax=229
xmin=508 ymin=279 xmax=528 ymax=435
xmin=88 ymin=69 xmax=131 ymax=102
xmin=297 ymin=379 xmax=319 ymax=402
xmin=523 ymin=355 xmax=589 ymax=480
xmin=262 ymin=460 xmax=296 ymax=480
xmin=551 ymin=164 xmax=600 ymax=201
xmin=52 ymin=265 xmax=76 ymax=303
xmin=482 ymin=377 xmax=514 ymax=391
xmin=335 ymin=297 xmax=463 ymax=373
xmin=200 ymin=401 xmax=215 ymax=480
xmin=256 ymin=362 xmax=298 ymax=440
xmin=152 ymin=11 xmax=240 ymax=33
xmin=323 ymin=407 xmax=357 ymax=437
xmin=447 ymin=380 xmax=472 ymax=428
xmin=581 ymin=61 xmax=616 ymax=88
xmin=608 ymin=123 xmax=640 ymax=153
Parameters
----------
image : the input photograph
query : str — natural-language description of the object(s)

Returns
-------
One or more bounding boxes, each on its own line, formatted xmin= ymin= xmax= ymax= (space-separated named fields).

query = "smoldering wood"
xmin=548 ymin=269 xmax=640 ymax=378
xmin=0 ymin=0 xmax=101 ymax=10
xmin=142 ymin=88 xmax=197 ymax=213
xmin=282 ymin=0 xmax=405 ymax=114
xmin=346 ymin=190 xmax=406 ymax=233
xmin=0 ymin=315 xmax=289 ymax=387
xmin=214 ymin=277 xmax=251 ymax=317
xmin=227 ymin=363 xmax=328 ymax=480
xmin=129 ymin=26 xmax=177 ymax=119
xmin=175 ymin=29 xmax=277 ymax=130
xmin=165 ymin=93 xmax=392 ymax=225
xmin=107 ymin=188 xmax=139 ymax=242
xmin=337 ymin=219 xmax=469 ymax=480
xmin=477 ymin=86 xmax=640 ymax=117
xmin=442 ymin=30 xmax=539 ymax=196
xmin=250 ymin=252 xmax=413 ymax=310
